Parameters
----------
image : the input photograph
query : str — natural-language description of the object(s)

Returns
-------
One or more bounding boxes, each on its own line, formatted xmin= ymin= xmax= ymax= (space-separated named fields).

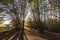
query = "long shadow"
xmin=24 ymin=32 xmax=28 ymax=40
xmin=26 ymin=28 xmax=60 ymax=40
xmin=11 ymin=30 xmax=21 ymax=40
xmin=3 ymin=30 xmax=19 ymax=40
xmin=0 ymin=28 xmax=28 ymax=40
xmin=19 ymin=30 xmax=24 ymax=40
xmin=39 ymin=32 xmax=60 ymax=40
xmin=0 ymin=28 xmax=19 ymax=39
xmin=0 ymin=28 xmax=18 ymax=35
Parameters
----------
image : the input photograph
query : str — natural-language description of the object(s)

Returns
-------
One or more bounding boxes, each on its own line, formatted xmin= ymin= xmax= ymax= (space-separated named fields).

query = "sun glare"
xmin=3 ymin=20 xmax=10 ymax=25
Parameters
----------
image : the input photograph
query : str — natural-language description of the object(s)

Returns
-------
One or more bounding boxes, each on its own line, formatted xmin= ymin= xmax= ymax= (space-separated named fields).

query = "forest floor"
xmin=24 ymin=27 xmax=60 ymax=40
xmin=0 ymin=27 xmax=60 ymax=40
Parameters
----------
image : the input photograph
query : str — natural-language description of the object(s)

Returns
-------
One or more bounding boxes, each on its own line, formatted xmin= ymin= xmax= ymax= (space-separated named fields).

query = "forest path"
xmin=0 ymin=27 xmax=60 ymax=40
xmin=24 ymin=27 xmax=60 ymax=40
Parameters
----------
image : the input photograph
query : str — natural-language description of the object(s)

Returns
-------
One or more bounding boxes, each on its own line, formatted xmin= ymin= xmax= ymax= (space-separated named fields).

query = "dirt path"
xmin=0 ymin=27 xmax=60 ymax=40
xmin=24 ymin=30 xmax=47 ymax=40
xmin=24 ymin=27 xmax=47 ymax=40
xmin=24 ymin=27 xmax=60 ymax=40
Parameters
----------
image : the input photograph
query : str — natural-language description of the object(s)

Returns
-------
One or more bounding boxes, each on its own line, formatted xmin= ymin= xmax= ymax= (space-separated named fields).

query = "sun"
xmin=3 ymin=20 xmax=10 ymax=25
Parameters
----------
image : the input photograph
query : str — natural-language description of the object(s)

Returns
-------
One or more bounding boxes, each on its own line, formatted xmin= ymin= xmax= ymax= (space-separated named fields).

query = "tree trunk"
xmin=37 ymin=0 xmax=44 ymax=33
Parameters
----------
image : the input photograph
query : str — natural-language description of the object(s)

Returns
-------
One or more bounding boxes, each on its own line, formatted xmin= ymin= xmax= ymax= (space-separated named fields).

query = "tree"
xmin=26 ymin=0 xmax=45 ymax=33
xmin=0 ymin=0 xmax=26 ymax=29
xmin=0 ymin=0 xmax=26 ymax=40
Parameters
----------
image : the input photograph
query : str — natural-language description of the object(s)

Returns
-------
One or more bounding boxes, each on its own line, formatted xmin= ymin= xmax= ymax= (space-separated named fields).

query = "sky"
xmin=0 ymin=11 xmax=12 ymax=25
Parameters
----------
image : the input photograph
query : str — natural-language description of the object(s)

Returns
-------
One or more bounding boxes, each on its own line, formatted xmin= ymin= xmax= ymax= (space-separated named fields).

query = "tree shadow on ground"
xmin=39 ymin=32 xmax=60 ymax=40
xmin=27 ymin=28 xmax=60 ymax=40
